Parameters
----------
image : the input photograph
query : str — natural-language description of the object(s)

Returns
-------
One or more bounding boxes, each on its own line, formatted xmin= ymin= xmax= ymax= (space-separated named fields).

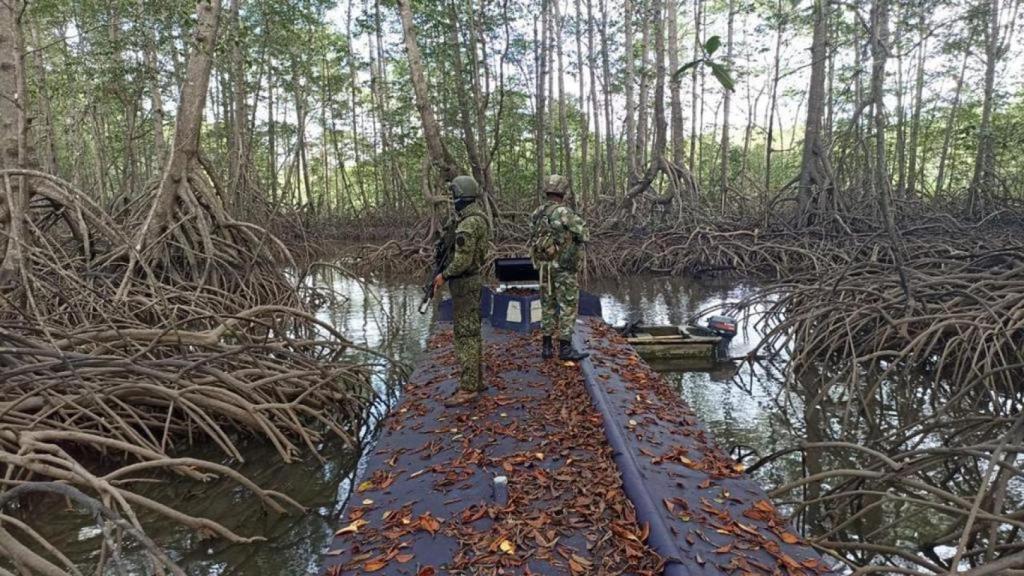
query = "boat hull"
xmin=624 ymin=324 xmax=727 ymax=361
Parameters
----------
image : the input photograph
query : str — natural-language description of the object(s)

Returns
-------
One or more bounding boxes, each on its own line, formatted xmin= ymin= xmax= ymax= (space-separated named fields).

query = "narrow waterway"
xmin=15 ymin=270 xmax=806 ymax=575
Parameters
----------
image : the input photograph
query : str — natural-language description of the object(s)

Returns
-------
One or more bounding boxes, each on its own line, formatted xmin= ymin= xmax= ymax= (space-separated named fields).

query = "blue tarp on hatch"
xmin=438 ymin=287 xmax=602 ymax=332
xmin=489 ymin=290 xmax=601 ymax=332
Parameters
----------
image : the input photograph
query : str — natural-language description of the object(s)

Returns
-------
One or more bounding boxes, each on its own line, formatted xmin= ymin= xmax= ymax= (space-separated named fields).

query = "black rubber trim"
xmin=575 ymin=331 xmax=690 ymax=576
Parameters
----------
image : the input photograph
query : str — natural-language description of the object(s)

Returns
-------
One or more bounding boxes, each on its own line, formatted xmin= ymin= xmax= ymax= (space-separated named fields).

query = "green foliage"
xmin=672 ymin=35 xmax=735 ymax=92
xmin=19 ymin=0 xmax=1024 ymax=223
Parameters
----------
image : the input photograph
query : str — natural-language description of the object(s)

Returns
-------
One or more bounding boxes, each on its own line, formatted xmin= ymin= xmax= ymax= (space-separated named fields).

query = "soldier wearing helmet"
xmin=529 ymin=174 xmax=589 ymax=361
xmin=433 ymin=175 xmax=491 ymax=406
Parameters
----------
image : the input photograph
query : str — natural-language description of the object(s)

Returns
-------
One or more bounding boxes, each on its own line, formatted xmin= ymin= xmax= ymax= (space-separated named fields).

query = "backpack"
xmin=529 ymin=204 xmax=563 ymax=264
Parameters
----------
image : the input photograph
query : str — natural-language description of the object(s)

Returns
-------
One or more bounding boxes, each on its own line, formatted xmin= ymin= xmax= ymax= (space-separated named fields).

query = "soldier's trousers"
xmin=540 ymin=265 xmax=579 ymax=341
xmin=450 ymin=274 xmax=483 ymax=392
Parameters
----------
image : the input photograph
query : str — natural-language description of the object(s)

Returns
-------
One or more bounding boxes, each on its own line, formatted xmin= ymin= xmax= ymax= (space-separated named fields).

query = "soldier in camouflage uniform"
xmin=529 ymin=175 xmax=589 ymax=361
xmin=433 ymin=175 xmax=491 ymax=406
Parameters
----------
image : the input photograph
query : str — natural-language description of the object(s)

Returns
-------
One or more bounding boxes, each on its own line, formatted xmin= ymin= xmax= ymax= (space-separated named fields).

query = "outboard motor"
xmin=707 ymin=315 xmax=738 ymax=360
xmin=707 ymin=315 xmax=738 ymax=338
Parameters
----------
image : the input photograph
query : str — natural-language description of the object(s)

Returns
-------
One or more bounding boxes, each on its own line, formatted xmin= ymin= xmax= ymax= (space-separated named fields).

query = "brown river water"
xmin=12 ymin=272 xmax=807 ymax=575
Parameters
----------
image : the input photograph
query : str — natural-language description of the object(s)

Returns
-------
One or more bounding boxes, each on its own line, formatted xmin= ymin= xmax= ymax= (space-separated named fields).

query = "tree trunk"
xmin=321 ymin=51 xmax=333 ymax=214
xmin=397 ymin=0 xmax=458 ymax=182
xmin=107 ymin=7 xmax=141 ymax=198
xmin=870 ymin=0 xmax=912 ymax=302
xmin=575 ymin=0 xmax=589 ymax=199
xmin=688 ymin=0 xmax=701 ymax=170
xmin=586 ymin=0 xmax=602 ymax=197
xmin=637 ymin=5 xmax=650 ymax=169
xmin=599 ymin=0 xmax=617 ymax=193
xmin=293 ymin=66 xmax=312 ymax=210
xmin=0 ymin=0 xmax=31 ymax=281
xmin=765 ymin=0 xmax=782 ymax=193
xmin=534 ymin=0 xmax=548 ymax=196
xmin=547 ymin=9 xmax=557 ymax=174
xmin=268 ymin=64 xmax=278 ymax=205
xmin=89 ymin=107 xmax=108 ymax=202
xmin=468 ymin=0 xmax=495 ymax=199
xmin=626 ymin=0 xmax=666 ymax=199
xmin=449 ymin=2 xmax=485 ymax=188
xmin=624 ymin=0 xmax=637 ymax=179
xmin=905 ymin=11 xmax=927 ymax=198
xmin=969 ymin=0 xmax=1000 ymax=217
xmin=132 ymin=0 xmax=223 ymax=254
xmin=228 ymin=0 xmax=250 ymax=211
xmin=345 ymin=1 xmax=368 ymax=210
xmin=696 ymin=2 xmax=706 ymax=182
xmin=719 ymin=0 xmax=734 ymax=212
xmin=366 ymin=32 xmax=384 ymax=208
xmin=936 ymin=51 xmax=968 ymax=195
xmin=142 ymin=23 xmax=167 ymax=170
xmin=669 ymin=0 xmax=684 ymax=170
xmin=853 ymin=14 xmax=863 ymax=143
xmin=825 ymin=1 xmax=835 ymax=142
xmin=553 ymin=0 xmax=572 ymax=186
xmin=29 ymin=26 xmax=59 ymax=175
xmin=373 ymin=0 xmax=401 ymax=208
xmin=894 ymin=1 xmax=907 ymax=199
xmin=870 ymin=0 xmax=891 ymax=211
xmin=797 ymin=0 xmax=830 ymax=222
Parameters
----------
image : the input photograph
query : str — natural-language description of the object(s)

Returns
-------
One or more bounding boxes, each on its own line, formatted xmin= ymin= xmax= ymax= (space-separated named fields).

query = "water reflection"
xmin=587 ymin=277 xmax=805 ymax=491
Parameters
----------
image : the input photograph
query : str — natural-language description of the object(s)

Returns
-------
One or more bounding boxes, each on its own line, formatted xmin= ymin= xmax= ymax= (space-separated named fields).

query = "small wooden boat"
xmin=621 ymin=323 xmax=732 ymax=362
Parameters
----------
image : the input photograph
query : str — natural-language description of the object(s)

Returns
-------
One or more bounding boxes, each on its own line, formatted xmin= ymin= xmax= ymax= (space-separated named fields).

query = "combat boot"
xmin=559 ymin=339 xmax=589 ymax=361
xmin=541 ymin=336 xmax=554 ymax=359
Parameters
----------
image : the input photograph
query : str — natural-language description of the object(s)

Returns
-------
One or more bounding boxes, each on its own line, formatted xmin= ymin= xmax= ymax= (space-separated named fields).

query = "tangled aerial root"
xmin=711 ymin=224 xmax=1024 ymax=574
xmin=0 ymin=169 xmax=376 ymax=574
xmin=737 ymin=238 xmax=1024 ymax=390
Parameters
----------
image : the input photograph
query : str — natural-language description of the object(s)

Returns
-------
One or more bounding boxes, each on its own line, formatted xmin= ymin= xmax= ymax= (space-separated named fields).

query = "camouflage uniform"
xmin=531 ymin=177 xmax=589 ymax=342
xmin=443 ymin=201 xmax=490 ymax=392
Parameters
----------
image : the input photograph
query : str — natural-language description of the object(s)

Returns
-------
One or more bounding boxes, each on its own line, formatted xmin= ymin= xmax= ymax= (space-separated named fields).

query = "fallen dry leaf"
xmin=334 ymin=518 xmax=368 ymax=536
xmin=418 ymin=513 xmax=441 ymax=535
xmin=570 ymin=554 xmax=592 ymax=568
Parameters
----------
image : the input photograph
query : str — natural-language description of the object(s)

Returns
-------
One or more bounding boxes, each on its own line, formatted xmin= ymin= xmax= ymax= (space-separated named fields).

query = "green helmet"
xmin=543 ymin=174 xmax=570 ymax=197
xmin=450 ymin=175 xmax=480 ymax=199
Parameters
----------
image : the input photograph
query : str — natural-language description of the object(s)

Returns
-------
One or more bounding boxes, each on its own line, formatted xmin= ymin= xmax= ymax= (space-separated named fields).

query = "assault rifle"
xmin=418 ymin=222 xmax=457 ymax=314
